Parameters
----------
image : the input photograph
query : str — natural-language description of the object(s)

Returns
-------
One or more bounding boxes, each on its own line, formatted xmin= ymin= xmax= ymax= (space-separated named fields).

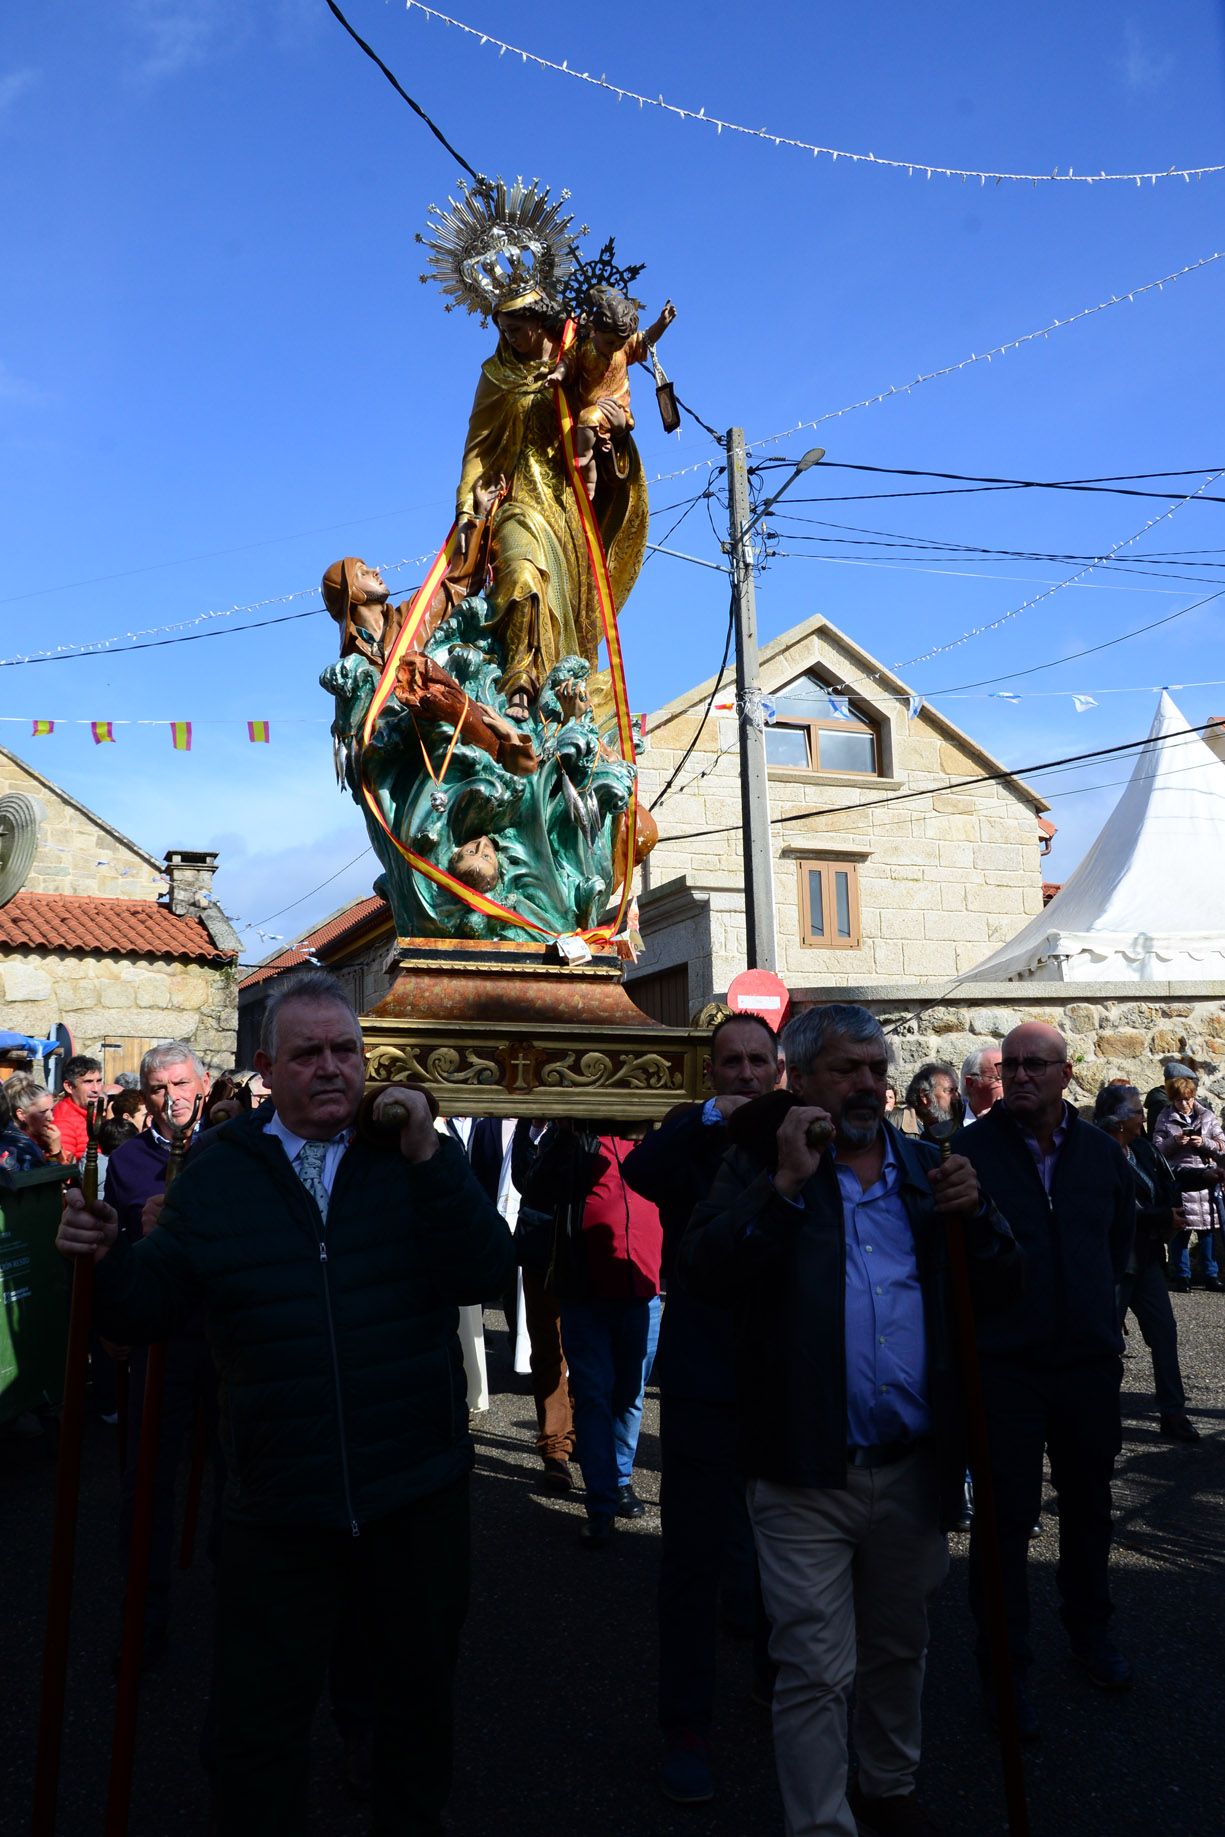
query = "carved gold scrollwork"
xmin=423 ymin=1047 xmax=501 ymax=1086
xmin=365 ymin=1044 xmax=429 ymax=1084
xmin=539 ymin=1050 xmax=682 ymax=1091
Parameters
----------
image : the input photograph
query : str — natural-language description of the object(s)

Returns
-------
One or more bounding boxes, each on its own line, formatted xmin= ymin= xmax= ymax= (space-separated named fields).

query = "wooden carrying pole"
xmin=104 ymin=1095 xmax=200 ymax=1837
xmin=933 ymin=1116 xmax=1031 ymax=1837
xmin=32 ymin=1097 xmax=105 ymax=1837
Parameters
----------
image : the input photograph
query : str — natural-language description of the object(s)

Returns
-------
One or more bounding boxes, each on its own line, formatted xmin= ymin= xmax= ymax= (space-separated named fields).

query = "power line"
xmin=660 ymin=719 xmax=1221 ymax=845
xmin=325 ymin=0 xmax=480 ymax=179
xmin=244 ymin=848 xmax=373 ymax=930
xmin=652 ymin=599 xmax=736 ymax=808
xmin=762 ymin=459 xmax=1225 ymax=508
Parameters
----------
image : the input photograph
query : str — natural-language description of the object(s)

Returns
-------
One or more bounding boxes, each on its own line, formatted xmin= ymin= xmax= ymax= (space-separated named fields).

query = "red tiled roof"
xmin=0 ymin=890 xmax=232 ymax=963
xmin=239 ymin=895 xmax=391 ymax=991
xmin=1042 ymin=882 xmax=1062 ymax=905
xmin=1037 ymin=816 xmax=1058 ymax=839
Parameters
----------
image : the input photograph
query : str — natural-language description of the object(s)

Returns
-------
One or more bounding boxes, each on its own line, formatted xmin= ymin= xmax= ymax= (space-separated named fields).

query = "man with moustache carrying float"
xmin=682 ymin=1004 xmax=1021 ymax=1837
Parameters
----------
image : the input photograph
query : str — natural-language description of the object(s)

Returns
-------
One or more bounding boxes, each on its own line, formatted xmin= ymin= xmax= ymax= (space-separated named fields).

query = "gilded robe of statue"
xmin=454 ymin=330 xmax=649 ymax=709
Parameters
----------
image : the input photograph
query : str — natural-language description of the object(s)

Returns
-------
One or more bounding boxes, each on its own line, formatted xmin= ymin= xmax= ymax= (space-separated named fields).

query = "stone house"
xmin=0 ymin=745 xmax=239 ymax=1077
xmin=236 ymin=894 xmax=393 ymax=1065
xmin=628 ymin=612 xmax=1050 ymax=1022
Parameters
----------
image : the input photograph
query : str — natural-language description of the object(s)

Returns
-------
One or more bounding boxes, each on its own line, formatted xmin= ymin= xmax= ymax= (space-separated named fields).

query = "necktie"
xmin=295 ymin=1139 xmax=331 ymax=1224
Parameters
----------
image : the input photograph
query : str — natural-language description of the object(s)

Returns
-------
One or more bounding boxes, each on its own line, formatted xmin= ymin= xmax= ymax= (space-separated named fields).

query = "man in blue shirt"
xmin=683 ymin=1004 xmax=1020 ymax=1837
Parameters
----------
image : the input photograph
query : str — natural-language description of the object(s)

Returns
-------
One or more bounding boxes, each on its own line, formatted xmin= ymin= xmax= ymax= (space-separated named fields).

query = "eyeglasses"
xmin=1000 ymin=1056 xmax=1065 ymax=1076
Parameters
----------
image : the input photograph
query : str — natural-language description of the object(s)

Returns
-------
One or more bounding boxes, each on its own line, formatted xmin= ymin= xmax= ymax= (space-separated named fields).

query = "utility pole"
xmin=725 ymin=428 xmax=778 ymax=971
xmin=723 ymin=432 xmax=825 ymax=973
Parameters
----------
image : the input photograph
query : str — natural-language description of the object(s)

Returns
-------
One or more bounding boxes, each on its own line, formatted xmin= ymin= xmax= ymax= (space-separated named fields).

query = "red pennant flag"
xmin=31 ymin=719 xmax=54 ymax=737
xmin=91 ymin=721 xmax=115 ymax=745
xmin=247 ymin=720 xmax=270 ymax=744
xmin=169 ymin=721 xmax=192 ymax=752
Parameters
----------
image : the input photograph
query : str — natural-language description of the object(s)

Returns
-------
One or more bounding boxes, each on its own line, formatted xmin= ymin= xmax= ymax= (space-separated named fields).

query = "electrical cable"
xmin=1 ymin=605 xmax=328 ymax=666
xmin=652 ymin=598 xmax=736 ymax=808
xmin=244 ymin=848 xmax=373 ymax=930
xmin=659 ymin=719 xmax=1222 ymax=844
xmin=324 ymin=0 xmax=480 ymax=179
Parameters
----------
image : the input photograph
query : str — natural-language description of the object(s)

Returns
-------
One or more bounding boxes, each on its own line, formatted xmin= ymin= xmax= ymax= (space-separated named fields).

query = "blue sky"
xmin=3 ymin=0 xmax=1224 ymax=961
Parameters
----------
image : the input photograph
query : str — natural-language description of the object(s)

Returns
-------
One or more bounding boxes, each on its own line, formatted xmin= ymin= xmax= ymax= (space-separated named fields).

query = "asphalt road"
xmin=3 ymin=1290 xmax=1223 ymax=1837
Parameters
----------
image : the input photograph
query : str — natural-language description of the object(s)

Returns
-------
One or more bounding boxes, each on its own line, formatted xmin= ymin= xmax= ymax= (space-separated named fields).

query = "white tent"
xmin=965 ymin=692 xmax=1225 ymax=982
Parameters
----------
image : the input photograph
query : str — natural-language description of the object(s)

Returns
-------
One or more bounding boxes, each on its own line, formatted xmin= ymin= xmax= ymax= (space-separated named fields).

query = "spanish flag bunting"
xmin=91 ymin=721 xmax=115 ymax=745
xmin=169 ymin=721 xmax=192 ymax=752
xmin=31 ymin=719 xmax=53 ymax=736
xmin=247 ymin=720 xmax=270 ymax=744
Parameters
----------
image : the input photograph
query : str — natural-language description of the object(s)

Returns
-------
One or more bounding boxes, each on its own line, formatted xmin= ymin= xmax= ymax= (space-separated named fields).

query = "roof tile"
xmin=0 ymin=890 xmax=232 ymax=963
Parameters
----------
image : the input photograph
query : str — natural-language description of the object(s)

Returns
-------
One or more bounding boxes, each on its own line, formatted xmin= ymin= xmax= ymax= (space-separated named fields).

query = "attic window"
xmin=763 ymin=672 xmax=879 ymax=775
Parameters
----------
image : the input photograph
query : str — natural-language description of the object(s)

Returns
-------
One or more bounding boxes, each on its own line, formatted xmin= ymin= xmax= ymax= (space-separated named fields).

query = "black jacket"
xmin=954 ymin=1101 xmax=1133 ymax=1366
xmin=92 ymin=1112 xmax=514 ymax=1530
xmin=680 ymin=1092 xmax=1021 ymax=1528
xmin=621 ymin=1104 xmax=740 ymax=1403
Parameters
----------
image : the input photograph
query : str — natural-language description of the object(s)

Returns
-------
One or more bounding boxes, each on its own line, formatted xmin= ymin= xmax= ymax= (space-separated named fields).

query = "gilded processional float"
xmin=319 ymin=179 xmax=710 ymax=1115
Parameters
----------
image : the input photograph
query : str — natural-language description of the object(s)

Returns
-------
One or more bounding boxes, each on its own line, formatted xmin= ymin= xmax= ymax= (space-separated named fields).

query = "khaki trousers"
xmin=749 ymin=1447 xmax=949 ymax=1837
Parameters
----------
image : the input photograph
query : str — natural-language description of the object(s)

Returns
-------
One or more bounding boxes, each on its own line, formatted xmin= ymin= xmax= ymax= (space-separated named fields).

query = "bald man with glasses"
xmin=954 ymin=1022 xmax=1135 ymax=1740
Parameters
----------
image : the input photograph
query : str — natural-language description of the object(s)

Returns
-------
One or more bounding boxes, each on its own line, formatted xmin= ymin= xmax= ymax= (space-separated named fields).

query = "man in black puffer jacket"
xmin=58 ymin=969 xmax=513 ymax=1837
xmin=955 ymin=1021 xmax=1135 ymax=1732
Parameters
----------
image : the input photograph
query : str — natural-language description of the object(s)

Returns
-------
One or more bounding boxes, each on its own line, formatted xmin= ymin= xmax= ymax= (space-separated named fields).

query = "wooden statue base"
xmin=362 ymin=938 xmax=710 ymax=1119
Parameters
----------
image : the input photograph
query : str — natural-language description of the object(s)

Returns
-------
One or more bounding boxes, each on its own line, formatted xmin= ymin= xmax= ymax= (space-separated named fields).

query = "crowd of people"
xmin=2 ymin=975 xmax=1215 ymax=1835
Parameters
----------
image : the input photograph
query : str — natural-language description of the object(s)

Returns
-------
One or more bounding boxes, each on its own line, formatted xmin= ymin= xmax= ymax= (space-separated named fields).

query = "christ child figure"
xmin=547 ymin=286 xmax=676 ymax=500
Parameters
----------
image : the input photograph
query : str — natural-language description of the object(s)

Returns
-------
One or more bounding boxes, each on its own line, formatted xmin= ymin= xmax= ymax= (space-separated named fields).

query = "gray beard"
xmin=840 ymin=1111 xmax=881 ymax=1148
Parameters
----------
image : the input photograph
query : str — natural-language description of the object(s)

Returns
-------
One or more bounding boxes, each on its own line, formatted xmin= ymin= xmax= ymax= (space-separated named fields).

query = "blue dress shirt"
xmin=832 ymin=1129 xmax=932 ymax=1449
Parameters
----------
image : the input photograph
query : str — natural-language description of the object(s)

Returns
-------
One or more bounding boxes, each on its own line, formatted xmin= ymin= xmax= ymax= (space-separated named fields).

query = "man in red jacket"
xmin=51 ymin=1053 xmax=104 ymax=1161
xmin=518 ymin=1121 xmax=663 ymax=1547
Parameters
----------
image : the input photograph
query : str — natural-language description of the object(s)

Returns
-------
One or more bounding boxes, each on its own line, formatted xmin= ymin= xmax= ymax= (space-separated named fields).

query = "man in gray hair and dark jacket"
xmin=682 ymin=1002 xmax=1020 ymax=1837
xmin=58 ymin=969 xmax=514 ymax=1836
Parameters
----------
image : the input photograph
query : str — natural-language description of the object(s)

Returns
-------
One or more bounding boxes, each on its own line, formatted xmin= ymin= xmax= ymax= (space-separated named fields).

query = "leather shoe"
xmin=848 ymin=1783 xmax=942 ymax=1834
xmin=617 ymin=1482 xmax=647 ymax=1519
xmin=660 ymin=1734 xmax=714 ymax=1804
xmin=1070 ymin=1633 xmax=1132 ymax=1690
xmin=579 ymin=1513 xmax=616 ymax=1548
xmin=1169 ymin=1277 xmax=1191 ymax=1293
xmin=540 ymin=1456 xmax=573 ymax=1491
xmin=1203 ymin=1276 xmax=1224 ymax=1292
xmin=1159 ymin=1412 xmax=1201 ymax=1442
xmin=983 ymin=1676 xmax=1041 ymax=1744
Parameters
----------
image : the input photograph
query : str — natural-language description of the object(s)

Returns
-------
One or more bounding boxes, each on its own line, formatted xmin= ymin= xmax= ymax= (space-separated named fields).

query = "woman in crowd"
xmin=1152 ymin=1063 xmax=1225 ymax=1292
xmin=1093 ymin=1083 xmax=1202 ymax=1440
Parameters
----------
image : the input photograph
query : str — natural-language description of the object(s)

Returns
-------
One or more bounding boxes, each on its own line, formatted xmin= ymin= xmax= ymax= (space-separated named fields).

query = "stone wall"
xmin=0 ymin=751 xmax=164 ymax=900
xmin=0 ymin=950 xmax=238 ymax=1073
xmin=802 ymin=981 xmax=1225 ymax=1106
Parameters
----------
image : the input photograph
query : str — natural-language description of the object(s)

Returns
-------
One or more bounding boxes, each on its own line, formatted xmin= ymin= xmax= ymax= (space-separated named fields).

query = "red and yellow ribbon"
xmin=357 ymin=318 xmax=639 ymax=946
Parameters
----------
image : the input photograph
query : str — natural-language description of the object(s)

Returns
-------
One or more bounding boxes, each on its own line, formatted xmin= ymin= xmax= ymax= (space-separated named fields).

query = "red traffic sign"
xmin=726 ymin=969 xmax=791 ymax=1032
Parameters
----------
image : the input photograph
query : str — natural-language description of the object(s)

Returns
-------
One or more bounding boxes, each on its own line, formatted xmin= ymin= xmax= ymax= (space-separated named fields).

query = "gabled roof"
xmin=0 ymin=743 xmax=162 ymax=871
xmin=646 ymin=610 xmax=1048 ymax=812
xmin=0 ymin=890 xmax=232 ymax=962
xmin=239 ymin=894 xmax=391 ymax=991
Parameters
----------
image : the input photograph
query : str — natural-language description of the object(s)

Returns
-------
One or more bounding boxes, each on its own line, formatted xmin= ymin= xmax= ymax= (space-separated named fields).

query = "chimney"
xmin=164 ymin=849 xmax=218 ymax=916
xmin=163 ymin=849 xmax=242 ymax=957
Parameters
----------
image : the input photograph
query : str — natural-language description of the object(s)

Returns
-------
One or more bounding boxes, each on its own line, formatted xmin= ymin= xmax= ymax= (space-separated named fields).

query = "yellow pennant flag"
xmin=91 ymin=721 xmax=115 ymax=745
xmin=169 ymin=721 xmax=192 ymax=752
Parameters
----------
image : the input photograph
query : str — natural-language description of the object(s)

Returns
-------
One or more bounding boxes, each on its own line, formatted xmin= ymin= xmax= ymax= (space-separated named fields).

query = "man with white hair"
xmin=961 ymin=1046 xmax=1003 ymax=1122
xmin=955 ymin=1021 xmax=1135 ymax=1738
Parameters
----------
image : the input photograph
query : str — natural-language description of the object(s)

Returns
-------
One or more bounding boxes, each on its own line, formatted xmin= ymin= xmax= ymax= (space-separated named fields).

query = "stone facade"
xmin=0 ymin=952 xmax=238 ymax=1074
xmin=823 ymin=981 xmax=1225 ymax=1108
xmin=0 ymin=744 xmax=238 ymax=1077
xmin=632 ymin=616 xmax=1049 ymax=1015
xmin=0 ymin=749 xmax=165 ymax=899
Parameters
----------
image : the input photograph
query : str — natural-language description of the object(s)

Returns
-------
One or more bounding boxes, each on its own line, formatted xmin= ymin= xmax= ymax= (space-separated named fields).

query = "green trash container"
xmin=0 ymin=1162 xmax=75 ymax=1425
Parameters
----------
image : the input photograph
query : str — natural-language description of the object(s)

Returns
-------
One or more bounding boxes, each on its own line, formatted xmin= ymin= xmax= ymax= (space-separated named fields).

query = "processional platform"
xmin=361 ymin=938 xmax=710 ymax=1120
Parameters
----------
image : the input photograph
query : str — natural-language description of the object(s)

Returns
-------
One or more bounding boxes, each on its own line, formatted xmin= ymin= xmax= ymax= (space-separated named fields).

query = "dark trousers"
xmin=1120 ymin=1262 xmax=1187 ymax=1417
xmin=969 ymin=1357 xmax=1122 ymax=1676
xmin=657 ymin=1392 xmax=757 ymax=1737
xmin=212 ymin=1476 xmax=469 ymax=1836
xmin=120 ymin=1332 xmax=215 ymax=1638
